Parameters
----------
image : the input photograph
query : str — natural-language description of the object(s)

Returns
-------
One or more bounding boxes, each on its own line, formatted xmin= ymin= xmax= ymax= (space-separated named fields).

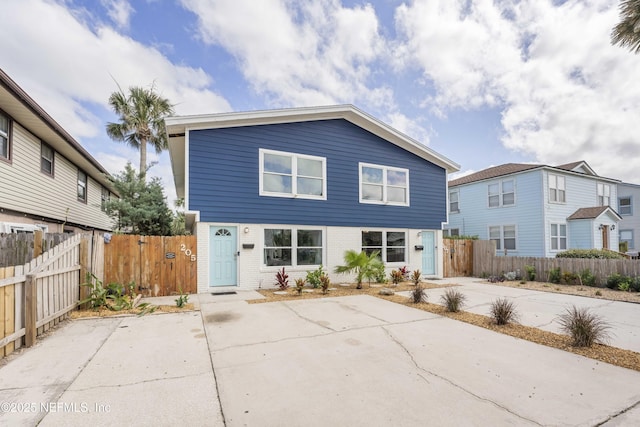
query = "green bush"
xmin=561 ymin=272 xmax=580 ymax=285
xmin=548 ymin=268 xmax=561 ymax=284
xmin=305 ymin=266 xmax=325 ymax=289
xmin=557 ymin=306 xmax=611 ymax=347
xmin=619 ymin=241 xmax=629 ymax=253
xmin=524 ymin=265 xmax=536 ymax=281
xmin=444 ymin=235 xmax=479 ymax=240
xmin=606 ymin=273 xmax=631 ymax=290
xmin=371 ymin=263 xmax=387 ymax=284
xmin=631 ymin=277 xmax=640 ymax=292
xmin=556 ymin=249 xmax=624 ymax=259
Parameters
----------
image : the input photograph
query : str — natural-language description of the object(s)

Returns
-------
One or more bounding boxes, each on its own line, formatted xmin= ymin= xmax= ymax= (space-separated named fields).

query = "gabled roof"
xmin=567 ymin=206 xmax=622 ymax=221
xmin=166 ymin=104 xmax=460 ymax=199
xmin=449 ymin=160 xmax=619 ymax=187
xmin=0 ymin=68 xmax=116 ymax=193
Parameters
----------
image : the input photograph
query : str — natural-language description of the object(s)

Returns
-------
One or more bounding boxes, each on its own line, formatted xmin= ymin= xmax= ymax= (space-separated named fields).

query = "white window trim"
xmin=361 ymin=229 xmax=408 ymax=264
xmin=449 ymin=190 xmax=460 ymax=213
xmin=548 ymin=174 xmax=566 ymax=204
xmin=0 ymin=111 xmax=10 ymax=161
xmin=77 ymin=170 xmax=87 ymax=202
xmin=488 ymin=224 xmax=517 ymax=252
xmin=620 ymin=229 xmax=634 ymax=250
xmin=549 ymin=223 xmax=567 ymax=252
xmin=359 ymin=162 xmax=410 ymax=206
xmin=487 ymin=179 xmax=515 ymax=208
xmin=597 ymin=183 xmax=611 ymax=206
xmin=262 ymin=226 xmax=325 ymax=269
xmin=259 ymin=148 xmax=327 ymax=200
xmin=619 ymin=196 xmax=632 ymax=216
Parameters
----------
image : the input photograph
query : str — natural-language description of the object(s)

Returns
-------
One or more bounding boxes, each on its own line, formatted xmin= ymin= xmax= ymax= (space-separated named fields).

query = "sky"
xmin=1 ymin=0 xmax=638 ymax=207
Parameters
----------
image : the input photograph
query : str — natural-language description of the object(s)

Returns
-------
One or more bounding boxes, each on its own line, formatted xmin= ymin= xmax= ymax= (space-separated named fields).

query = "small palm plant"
xmin=334 ymin=250 xmax=383 ymax=289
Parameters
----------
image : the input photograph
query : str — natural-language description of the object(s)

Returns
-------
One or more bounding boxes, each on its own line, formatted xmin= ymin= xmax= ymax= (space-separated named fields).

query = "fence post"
xmin=33 ymin=230 xmax=43 ymax=259
xmin=79 ymin=236 xmax=90 ymax=309
xmin=24 ymin=274 xmax=37 ymax=347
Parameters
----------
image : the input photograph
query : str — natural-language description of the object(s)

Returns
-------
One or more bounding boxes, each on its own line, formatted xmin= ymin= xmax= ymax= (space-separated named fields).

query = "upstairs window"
xmin=549 ymin=174 xmax=566 ymax=203
xmin=359 ymin=163 xmax=409 ymax=206
xmin=619 ymin=197 xmax=632 ymax=215
xmin=101 ymin=187 xmax=110 ymax=212
xmin=260 ymin=149 xmax=326 ymax=200
xmin=597 ymin=183 xmax=611 ymax=206
xmin=488 ymin=180 xmax=515 ymax=207
xmin=0 ymin=112 xmax=10 ymax=161
xmin=77 ymin=170 xmax=87 ymax=202
xmin=444 ymin=228 xmax=460 ymax=237
xmin=449 ymin=190 xmax=459 ymax=213
xmin=41 ymin=142 xmax=54 ymax=176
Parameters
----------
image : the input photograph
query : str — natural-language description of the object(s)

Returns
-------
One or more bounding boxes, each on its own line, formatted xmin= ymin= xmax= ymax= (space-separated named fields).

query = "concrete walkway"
xmin=0 ymin=287 xmax=639 ymax=426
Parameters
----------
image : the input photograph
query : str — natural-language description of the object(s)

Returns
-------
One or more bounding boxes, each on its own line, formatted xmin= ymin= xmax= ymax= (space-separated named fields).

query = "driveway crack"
xmin=594 ymin=398 xmax=640 ymax=426
xmin=381 ymin=326 xmax=543 ymax=426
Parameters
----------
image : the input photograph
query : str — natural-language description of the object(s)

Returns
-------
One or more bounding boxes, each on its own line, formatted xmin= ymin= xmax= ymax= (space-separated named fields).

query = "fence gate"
xmin=104 ymin=235 xmax=197 ymax=297
xmin=443 ymin=239 xmax=474 ymax=277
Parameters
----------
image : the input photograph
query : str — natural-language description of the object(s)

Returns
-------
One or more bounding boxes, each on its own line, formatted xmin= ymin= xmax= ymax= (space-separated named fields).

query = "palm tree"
xmin=106 ymin=84 xmax=174 ymax=181
xmin=334 ymin=250 xmax=384 ymax=289
xmin=611 ymin=0 xmax=640 ymax=54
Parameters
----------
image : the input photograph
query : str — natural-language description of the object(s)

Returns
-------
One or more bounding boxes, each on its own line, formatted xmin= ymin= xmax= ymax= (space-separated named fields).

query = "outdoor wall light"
xmin=611 ymin=224 xmax=616 ymax=231
xmin=244 ymin=226 xmax=250 ymax=234
xmin=598 ymin=224 xmax=605 ymax=230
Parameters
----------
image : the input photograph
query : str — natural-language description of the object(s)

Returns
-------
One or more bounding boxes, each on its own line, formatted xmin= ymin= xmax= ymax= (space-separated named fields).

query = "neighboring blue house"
xmin=166 ymin=105 xmax=460 ymax=291
xmin=446 ymin=161 xmax=622 ymax=257
xmin=617 ymin=182 xmax=640 ymax=256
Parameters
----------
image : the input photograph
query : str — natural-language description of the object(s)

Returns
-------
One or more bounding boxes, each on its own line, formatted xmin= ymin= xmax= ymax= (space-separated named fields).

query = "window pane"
xmin=551 ymin=224 xmax=557 ymax=236
xmin=488 ymin=183 xmax=499 ymax=195
xmin=504 ymin=226 xmax=516 ymax=239
xmin=621 ymin=231 xmax=633 ymax=240
xmin=363 ymin=247 xmax=381 ymax=258
xmin=0 ymin=136 xmax=6 ymax=159
xmin=297 ymin=248 xmax=322 ymax=265
xmin=264 ymin=249 xmax=292 ymax=266
xmin=387 ymin=186 xmax=406 ymax=203
xmin=488 ymin=195 xmax=500 ymax=207
xmin=450 ymin=192 xmax=458 ymax=202
xmin=451 ymin=229 xmax=460 ymax=236
xmin=298 ymin=230 xmax=322 ymax=247
xmin=559 ymin=237 xmax=567 ymax=250
xmin=263 ymin=173 xmax=292 ymax=193
xmin=362 ymin=167 xmax=383 ymax=184
xmin=549 ymin=175 xmax=556 ymax=188
xmin=362 ymin=184 xmax=383 ymax=201
xmin=489 ymin=227 xmax=500 ymax=240
xmin=504 ymin=238 xmax=516 ymax=250
xmin=386 ymin=247 xmax=405 ymax=262
xmin=264 ymin=153 xmax=291 ymax=173
xmin=387 ymin=170 xmax=406 ymax=186
xmin=559 ymin=224 xmax=566 ymax=236
xmin=551 ymin=239 xmax=558 ymax=250
xmin=502 ymin=181 xmax=514 ymax=193
xmin=558 ymin=190 xmax=565 ymax=203
xmin=362 ymin=231 xmax=382 ymax=247
xmin=265 ymin=229 xmax=291 ymax=247
xmin=297 ymin=157 xmax=322 ymax=178
xmin=297 ymin=177 xmax=323 ymax=195
xmin=387 ymin=232 xmax=405 ymax=247
xmin=502 ymin=193 xmax=514 ymax=205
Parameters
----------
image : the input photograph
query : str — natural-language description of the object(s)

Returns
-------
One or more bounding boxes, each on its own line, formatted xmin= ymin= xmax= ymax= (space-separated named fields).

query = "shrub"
xmin=578 ymin=269 xmax=596 ymax=287
xmin=175 ymin=287 xmax=189 ymax=308
xmin=561 ymin=272 xmax=580 ymax=286
xmin=606 ymin=273 xmax=631 ymax=290
xmin=411 ymin=270 xmax=422 ymax=286
xmin=390 ymin=269 xmax=404 ymax=285
xmin=409 ymin=284 xmax=427 ymax=303
xmin=557 ymin=306 xmax=611 ymax=347
xmin=275 ymin=267 xmax=289 ymax=290
xmin=305 ymin=266 xmax=325 ymax=289
xmin=295 ymin=278 xmax=306 ymax=295
xmin=334 ymin=250 xmax=383 ymax=289
xmin=524 ymin=265 xmax=536 ymax=281
xmin=619 ymin=282 xmax=630 ymax=292
xmin=504 ymin=271 xmax=517 ymax=281
xmin=619 ymin=241 xmax=629 ymax=253
xmin=631 ymin=277 xmax=640 ymax=292
xmin=441 ymin=289 xmax=466 ymax=312
xmin=320 ymin=274 xmax=330 ymax=294
xmin=556 ymin=249 xmax=624 ymax=259
xmin=444 ymin=235 xmax=479 ymax=240
xmin=399 ymin=265 xmax=410 ymax=280
xmin=548 ymin=268 xmax=561 ymax=284
xmin=488 ymin=275 xmax=505 ymax=283
xmin=371 ymin=263 xmax=387 ymax=284
xmin=490 ymin=298 xmax=519 ymax=325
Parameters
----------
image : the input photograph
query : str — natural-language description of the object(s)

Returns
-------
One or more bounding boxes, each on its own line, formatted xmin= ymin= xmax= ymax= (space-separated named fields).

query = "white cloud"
xmin=101 ymin=0 xmax=134 ymax=30
xmin=394 ymin=0 xmax=640 ymax=183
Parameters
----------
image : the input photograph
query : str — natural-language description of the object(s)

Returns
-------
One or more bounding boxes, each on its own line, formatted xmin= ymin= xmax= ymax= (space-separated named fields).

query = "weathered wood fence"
xmin=473 ymin=240 xmax=640 ymax=283
xmin=0 ymin=232 xmax=71 ymax=267
xmin=443 ymin=239 xmax=474 ymax=277
xmin=104 ymin=235 xmax=197 ymax=297
xmin=0 ymin=232 xmax=103 ymax=357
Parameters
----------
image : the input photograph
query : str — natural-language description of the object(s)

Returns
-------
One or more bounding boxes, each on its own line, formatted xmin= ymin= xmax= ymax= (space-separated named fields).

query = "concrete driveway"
xmin=1 ymin=289 xmax=639 ymax=426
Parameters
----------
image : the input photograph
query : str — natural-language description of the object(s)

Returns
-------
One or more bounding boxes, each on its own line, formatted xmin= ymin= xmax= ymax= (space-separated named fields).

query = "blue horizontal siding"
xmin=188 ymin=119 xmax=446 ymax=228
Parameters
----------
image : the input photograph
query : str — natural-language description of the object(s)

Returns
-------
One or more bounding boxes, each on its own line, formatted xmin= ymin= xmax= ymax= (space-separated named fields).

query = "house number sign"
xmin=180 ymin=243 xmax=197 ymax=262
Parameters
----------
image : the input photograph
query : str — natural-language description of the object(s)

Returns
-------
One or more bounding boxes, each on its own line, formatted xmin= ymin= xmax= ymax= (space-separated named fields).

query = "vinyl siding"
xmin=0 ymin=122 xmax=113 ymax=230
xmin=188 ymin=119 xmax=446 ymax=229
xmin=617 ymin=183 xmax=640 ymax=251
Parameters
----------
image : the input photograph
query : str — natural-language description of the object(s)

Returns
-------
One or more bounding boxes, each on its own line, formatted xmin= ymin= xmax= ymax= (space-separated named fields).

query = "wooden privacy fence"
xmin=104 ymin=235 xmax=197 ymax=297
xmin=0 ymin=232 xmax=71 ymax=268
xmin=443 ymin=239 xmax=474 ymax=277
xmin=473 ymin=240 xmax=640 ymax=283
xmin=0 ymin=233 xmax=101 ymax=357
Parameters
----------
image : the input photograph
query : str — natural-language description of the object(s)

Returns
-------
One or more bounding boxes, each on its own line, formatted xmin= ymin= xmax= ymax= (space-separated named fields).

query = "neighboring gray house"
xmin=446 ymin=161 xmax=622 ymax=257
xmin=0 ymin=68 xmax=116 ymax=233
xmin=617 ymin=182 xmax=640 ymax=256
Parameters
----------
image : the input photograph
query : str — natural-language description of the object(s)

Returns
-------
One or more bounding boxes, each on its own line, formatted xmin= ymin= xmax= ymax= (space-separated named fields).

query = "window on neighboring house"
xmin=264 ymin=228 xmax=323 ymax=267
xmin=444 ymin=228 xmax=460 ymax=237
xmin=41 ymin=142 xmax=54 ymax=176
xmin=0 ymin=112 xmax=10 ymax=161
xmin=488 ymin=180 xmax=514 ymax=207
xmin=362 ymin=230 xmax=406 ymax=263
xmin=489 ymin=225 xmax=516 ymax=251
xmin=77 ymin=170 xmax=87 ymax=202
xmin=597 ymin=183 xmax=611 ymax=206
xmin=550 ymin=223 xmax=567 ymax=251
xmin=619 ymin=197 xmax=632 ymax=215
xmin=260 ymin=149 xmax=326 ymax=199
xmin=620 ymin=230 xmax=634 ymax=251
xmin=549 ymin=174 xmax=566 ymax=203
xmin=359 ymin=163 xmax=409 ymax=206
xmin=101 ymin=187 xmax=110 ymax=212
xmin=449 ymin=190 xmax=459 ymax=213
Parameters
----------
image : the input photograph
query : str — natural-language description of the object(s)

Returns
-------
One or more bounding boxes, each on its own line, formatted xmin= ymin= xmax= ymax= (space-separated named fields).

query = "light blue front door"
xmin=422 ymin=231 xmax=436 ymax=276
xmin=210 ymin=226 xmax=237 ymax=287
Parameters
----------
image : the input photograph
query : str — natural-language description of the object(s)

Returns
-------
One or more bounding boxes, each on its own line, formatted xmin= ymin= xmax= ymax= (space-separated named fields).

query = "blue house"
xmin=617 ymin=182 xmax=640 ymax=256
xmin=446 ymin=161 xmax=622 ymax=257
xmin=166 ymin=105 xmax=459 ymax=291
